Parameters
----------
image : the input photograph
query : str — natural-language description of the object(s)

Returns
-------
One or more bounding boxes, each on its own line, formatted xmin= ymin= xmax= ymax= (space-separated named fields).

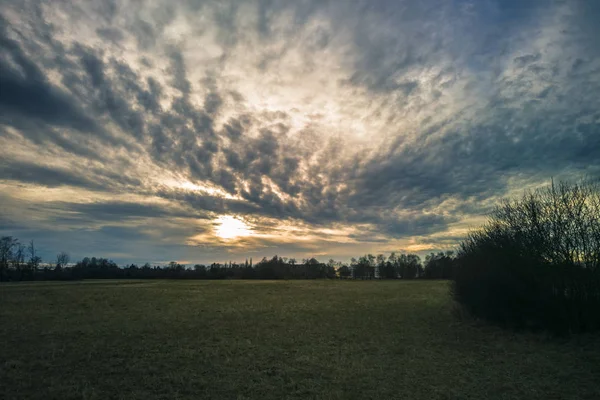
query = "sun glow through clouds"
xmin=215 ymin=216 xmax=253 ymax=240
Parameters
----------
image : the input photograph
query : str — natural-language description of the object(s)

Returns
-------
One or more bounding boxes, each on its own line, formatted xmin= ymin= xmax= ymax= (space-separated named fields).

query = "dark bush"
xmin=453 ymin=180 xmax=600 ymax=334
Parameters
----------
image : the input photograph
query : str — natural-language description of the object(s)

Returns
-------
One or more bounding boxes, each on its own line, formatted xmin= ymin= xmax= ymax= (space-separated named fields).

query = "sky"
xmin=1 ymin=0 xmax=599 ymax=265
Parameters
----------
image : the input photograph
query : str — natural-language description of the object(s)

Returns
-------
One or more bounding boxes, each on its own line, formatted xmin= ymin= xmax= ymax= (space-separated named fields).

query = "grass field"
xmin=1 ymin=280 xmax=599 ymax=399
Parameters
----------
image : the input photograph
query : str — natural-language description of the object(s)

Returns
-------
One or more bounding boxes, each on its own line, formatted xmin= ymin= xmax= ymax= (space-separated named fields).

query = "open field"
xmin=1 ymin=280 xmax=599 ymax=400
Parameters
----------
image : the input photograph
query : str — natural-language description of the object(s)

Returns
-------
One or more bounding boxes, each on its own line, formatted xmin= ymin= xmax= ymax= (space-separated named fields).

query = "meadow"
xmin=1 ymin=280 xmax=599 ymax=400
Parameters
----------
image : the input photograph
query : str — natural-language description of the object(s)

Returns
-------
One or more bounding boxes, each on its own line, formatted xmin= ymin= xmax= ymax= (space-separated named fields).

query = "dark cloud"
xmin=73 ymin=45 xmax=149 ymax=140
xmin=65 ymin=201 xmax=192 ymax=221
xmin=382 ymin=213 xmax=455 ymax=238
xmin=158 ymin=188 xmax=255 ymax=215
xmin=0 ymin=213 xmax=19 ymax=231
xmin=95 ymin=225 xmax=151 ymax=240
xmin=204 ymin=92 xmax=223 ymax=115
xmin=513 ymin=53 xmax=541 ymax=68
xmin=0 ymin=22 xmax=98 ymax=134
xmin=168 ymin=49 xmax=191 ymax=95
xmin=131 ymin=18 xmax=156 ymax=50
xmin=95 ymin=27 xmax=124 ymax=43
xmin=0 ymin=160 xmax=105 ymax=190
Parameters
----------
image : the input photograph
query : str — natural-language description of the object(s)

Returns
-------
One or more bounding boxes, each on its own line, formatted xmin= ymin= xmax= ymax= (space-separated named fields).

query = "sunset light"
xmin=215 ymin=216 xmax=253 ymax=240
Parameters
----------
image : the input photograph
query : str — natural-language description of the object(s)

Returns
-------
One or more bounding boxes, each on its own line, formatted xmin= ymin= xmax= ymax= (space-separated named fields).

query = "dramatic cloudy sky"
xmin=1 ymin=0 xmax=599 ymax=265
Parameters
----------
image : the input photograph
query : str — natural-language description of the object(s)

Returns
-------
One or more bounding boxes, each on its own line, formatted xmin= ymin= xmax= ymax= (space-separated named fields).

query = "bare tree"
xmin=1 ymin=237 xmax=16 ymax=265
xmin=488 ymin=179 xmax=600 ymax=270
xmin=1 ymin=236 xmax=18 ymax=281
xmin=56 ymin=251 xmax=70 ymax=268
xmin=28 ymin=240 xmax=41 ymax=271
xmin=13 ymin=243 xmax=26 ymax=277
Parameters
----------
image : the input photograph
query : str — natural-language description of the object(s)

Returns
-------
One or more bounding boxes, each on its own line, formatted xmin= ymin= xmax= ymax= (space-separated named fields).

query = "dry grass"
xmin=1 ymin=280 xmax=599 ymax=399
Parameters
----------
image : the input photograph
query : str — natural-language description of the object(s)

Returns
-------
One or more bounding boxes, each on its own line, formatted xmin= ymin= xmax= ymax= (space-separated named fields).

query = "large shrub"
xmin=453 ymin=180 xmax=600 ymax=334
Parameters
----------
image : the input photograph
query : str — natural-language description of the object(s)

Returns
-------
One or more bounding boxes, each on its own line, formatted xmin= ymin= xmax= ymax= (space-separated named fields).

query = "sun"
xmin=215 ymin=215 xmax=252 ymax=239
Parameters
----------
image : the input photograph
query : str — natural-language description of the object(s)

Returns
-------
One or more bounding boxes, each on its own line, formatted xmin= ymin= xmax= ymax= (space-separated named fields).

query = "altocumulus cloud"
xmin=0 ymin=0 xmax=599 ymax=264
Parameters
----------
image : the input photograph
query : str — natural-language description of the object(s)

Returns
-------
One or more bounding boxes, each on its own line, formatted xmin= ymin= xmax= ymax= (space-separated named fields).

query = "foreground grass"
xmin=1 ymin=280 xmax=599 ymax=399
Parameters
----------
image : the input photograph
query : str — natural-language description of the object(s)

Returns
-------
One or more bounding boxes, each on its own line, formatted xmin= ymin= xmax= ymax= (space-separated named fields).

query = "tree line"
xmin=0 ymin=238 xmax=456 ymax=282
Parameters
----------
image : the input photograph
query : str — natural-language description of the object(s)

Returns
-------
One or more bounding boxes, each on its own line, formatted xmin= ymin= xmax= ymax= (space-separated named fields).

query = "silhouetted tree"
xmin=56 ymin=252 xmax=70 ymax=269
xmin=396 ymin=254 xmax=422 ymax=279
xmin=12 ymin=242 xmax=25 ymax=279
xmin=338 ymin=265 xmax=351 ymax=279
xmin=453 ymin=179 xmax=600 ymax=334
xmin=378 ymin=253 xmax=397 ymax=279
xmin=0 ymin=236 xmax=17 ymax=281
xmin=353 ymin=255 xmax=376 ymax=279
xmin=424 ymin=251 xmax=456 ymax=279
